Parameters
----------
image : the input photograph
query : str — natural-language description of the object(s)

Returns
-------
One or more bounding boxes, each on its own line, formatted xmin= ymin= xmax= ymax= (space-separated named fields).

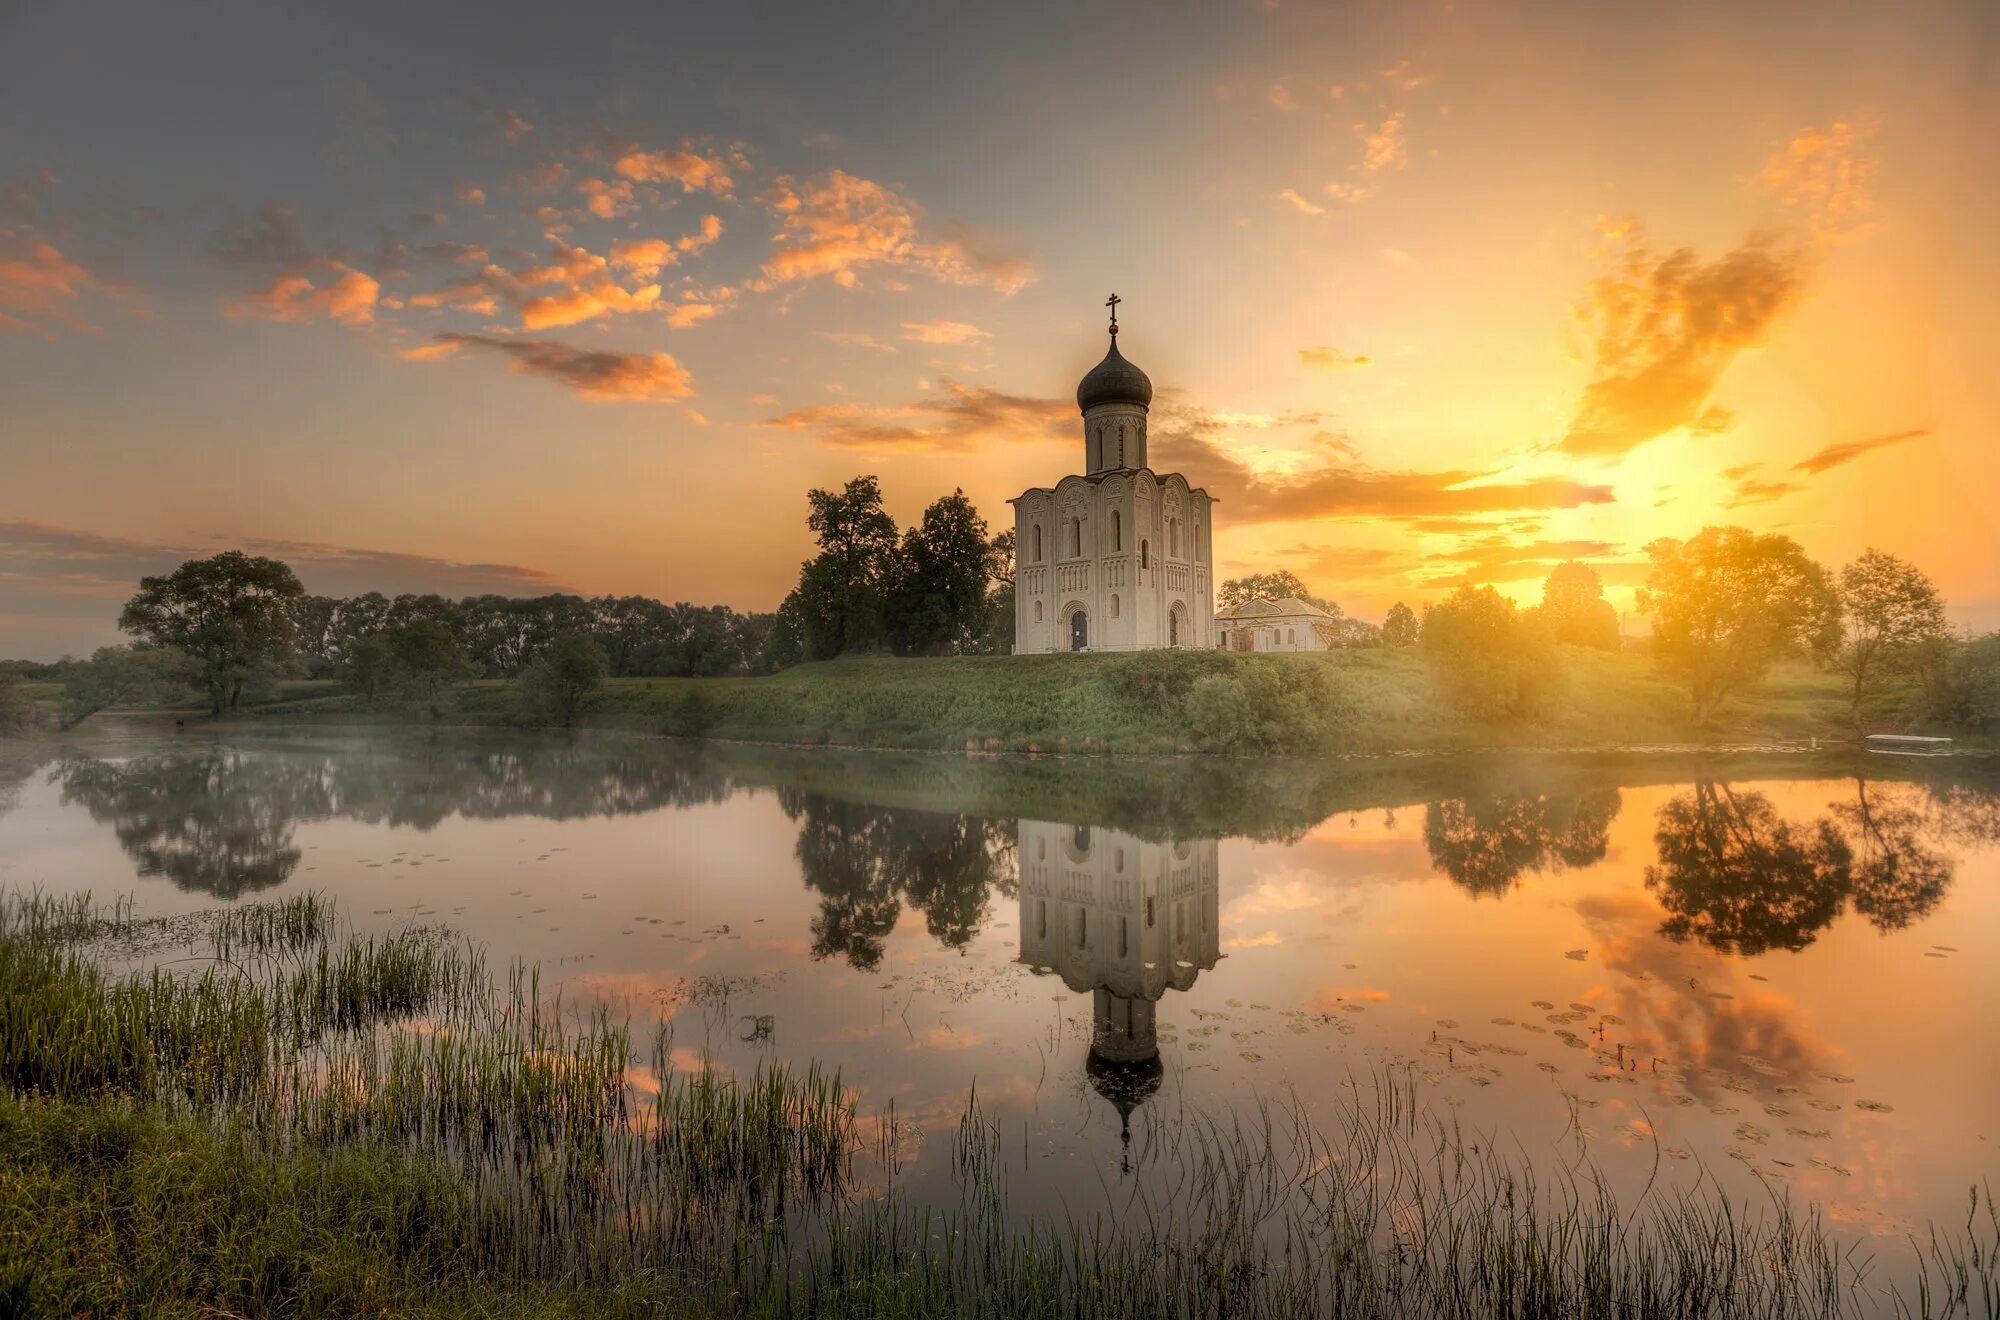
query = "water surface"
xmin=3 ymin=728 xmax=1994 ymax=1245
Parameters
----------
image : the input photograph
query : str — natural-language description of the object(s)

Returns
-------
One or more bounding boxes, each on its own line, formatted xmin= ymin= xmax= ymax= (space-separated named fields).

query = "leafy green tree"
xmin=58 ymin=646 xmax=201 ymax=728
xmin=883 ymin=490 xmax=994 ymax=655
xmin=1835 ymin=548 xmax=1948 ymax=727
xmin=383 ymin=620 xmax=475 ymax=718
xmin=1534 ymin=562 xmax=1620 ymax=650
xmin=344 ymin=633 xmax=395 ymax=705
xmin=515 ymin=632 xmax=607 ymax=727
xmin=1645 ymin=782 xmax=1852 ymax=955
xmin=760 ymin=593 xmax=808 ymax=673
xmin=1219 ymin=569 xmax=1335 ymax=614
xmin=1419 ymin=586 xmax=1560 ymax=719
xmin=118 ymin=551 xmax=305 ymax=715
xmin=1381 ymin=601 xmax=1419 ymax=648
xmin=1423 ymin=789 xmax=1621 ymax=897
xmin=791 ymin=475 xmax=900 ymax=659
xmin=0 ymin=669 xmax=36 ymax=736
xmin=1636 ymin=527 xmax=1840 ymax=726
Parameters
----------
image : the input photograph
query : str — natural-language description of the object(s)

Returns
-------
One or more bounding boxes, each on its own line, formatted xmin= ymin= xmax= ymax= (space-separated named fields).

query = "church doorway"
xmin=1066 ymin=605 xmax=1089 ymax=652
xmin=1168 ymin=602 xmax=1188 ymax=648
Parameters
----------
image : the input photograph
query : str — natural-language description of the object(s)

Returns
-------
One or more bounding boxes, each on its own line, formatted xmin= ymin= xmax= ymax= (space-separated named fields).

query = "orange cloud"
xmin=1792 ymin=426 xmax=1929 ymax=475
xmin=761 ymin=169 xmax=1034 ymax=292
xmin=1276 ymin=188 xmax=1326 ymax=217
xmin=1559 ymin=232 xmax=1805 ymax=458
xmin=609 ymin=216 xmax=722 ymax=279
xmin=518 ymin=279 xmax=662 ymax=330
xmin=1360 ymin=112 xmax=1407 ymax=172
xmin=762 ymin=379 xmax=1070 ymax=450
xmin=613 ymin=145 xmax=734 ymax=197
xmin=900 ymin=319 xmax=987 ymax=344
xmin=1759 ymin=120 xmax=1877 ymax=242
xmin=512 ymin=161 xmax=569 ymax=197
xmin=1299 ymin=346 xmax=1371 ymax=369
xmin=576 ymin=177 xmax=635 ymax=219
xmin=451 ymin=182 xmax=486 ymax=206
xmin=229 ymin=260 xmax=379 ymax=326
xmin=0 ymin=228 xmax=117 ymax=335
xmin=498 ymin=110 xmax=534 ymax=143
xmin=410 ymin=332 xmax=692 ymax=401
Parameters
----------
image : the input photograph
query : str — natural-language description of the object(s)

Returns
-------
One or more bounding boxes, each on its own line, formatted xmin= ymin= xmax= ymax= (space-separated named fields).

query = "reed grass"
xmin=1 ymin=888 xmax=1994 ymax=1318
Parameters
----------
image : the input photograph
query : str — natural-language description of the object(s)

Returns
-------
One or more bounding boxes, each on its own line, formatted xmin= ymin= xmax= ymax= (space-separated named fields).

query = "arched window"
xmin=1169 ymin=519 xmax=1180 ymax=558
xmin=1111 ymin=594 xmax=1120 ymax=618
xmin=1032 ymin=523 xmax=1043 ymax=562
xmin=1140 ymin=540 xmax=1150 ymax=570
xmin=1033 ymin=600 xmax=1043 ymax=622
xmin=1111 ymin=510 xmax=1122 ymax=551
xmin=1067 ymin=517 xmax=1082 ymax=558
xmin=1287 ymin=627 xmax=1296 ymax=644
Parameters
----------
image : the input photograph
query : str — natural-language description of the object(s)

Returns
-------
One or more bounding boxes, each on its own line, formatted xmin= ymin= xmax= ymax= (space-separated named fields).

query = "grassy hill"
xmin=209 ymin=647 xmax=1875 ymax=756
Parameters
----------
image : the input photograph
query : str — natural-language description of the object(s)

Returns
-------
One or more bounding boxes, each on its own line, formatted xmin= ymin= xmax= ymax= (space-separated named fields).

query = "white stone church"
xmin=1011 ymin=300 xmax=1215 ymax=653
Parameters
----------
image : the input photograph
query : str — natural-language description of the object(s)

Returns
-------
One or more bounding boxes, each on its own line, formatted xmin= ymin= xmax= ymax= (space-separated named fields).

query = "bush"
xmin=1420 ymin=586 xmax=1562 ymax=720
xmin=1113 ymin=649 xmax=1232 ymax=713
xmin=514 ymin=633 xmax=608 ymax=728
xmin=661 ymin=687 xmax=720 ymax=739
xmin=1184 ymin=660 xmax=1348 ymax=754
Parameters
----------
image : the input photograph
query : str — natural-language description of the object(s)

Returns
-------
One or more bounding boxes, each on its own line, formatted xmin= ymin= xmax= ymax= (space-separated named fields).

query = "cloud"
xmin=761 ymin=379 xmax=1070 ymax=451
xmin=229 ymin=260 xmax=380 ymax=326
xmin=1299 ymin=346 xmax=1371 ymax=370
xmin=1759 ymin=120 xmax=1876 ymax=242
xmin=900 ymin=319 xmax=987 ymax=345
xmin=0 ymin=518 xmax=564 ymax=659
xmin=1322 ymin=181 xmax=1375 ymax=204
xmin=408 ymin=332 xmax=692 ymax=401
xmin=418 ymin=241 xmax=489 ymax=266
xmin=1791 ymin=425 xmax=1929 ymax=475
xmin=613 ymin=145 xmax=734 ymax=197
xmin=1154 ymin=408 xmax=1615 ymax=525
xmin=1559 ymin=230 xmax=1806 ymax=457
xmin=498 ymin=110 xmax=535 ymax=143
xmin=815 ymin=329 xmax=896 ymax=352
xmin=608 ymin=215 xmax=722 ymax=279
xmin=1360 ymin=112 xmax=1407 ymax=172
xmin=452 ymin=182 xmax=487 ymax=205
xmin=1726 ymin=476 xmax=1800 ymax=507
xmin=517 ymin=279 xmax=662 ymax=330
xmin=1276 ymin=188 xmax=1326 ymax=217
xmin=759 ymin=169 xmax=1034 ymax=292
xmin=512 ymin=161 xmax=569 ymax=197
xmin=0 ymin=227 xmax=122 ymax=335
xmin=576 ymin=177 xmax=635 ymax=219
xmin=665 ymin=301 xmax=719 ymax=329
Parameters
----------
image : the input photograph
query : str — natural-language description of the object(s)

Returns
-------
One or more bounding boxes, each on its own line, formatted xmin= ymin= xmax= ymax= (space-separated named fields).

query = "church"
xmin=1011 ymin=299 xmax=1216 ymax=653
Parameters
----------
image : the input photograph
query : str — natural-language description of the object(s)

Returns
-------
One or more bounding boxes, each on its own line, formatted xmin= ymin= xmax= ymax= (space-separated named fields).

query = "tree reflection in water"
xmin=1421 ymin=789 xmax=1622 ymax=897
xmin=54 ymin=737 xmax=736 ymax=899
xmin=1646 ymin=778 xmax=1967 ymax=955
xmin=780 ymin=789 xmax=1014 ymax=970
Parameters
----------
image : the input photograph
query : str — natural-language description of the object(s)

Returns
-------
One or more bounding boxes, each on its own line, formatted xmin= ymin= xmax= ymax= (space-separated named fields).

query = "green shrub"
xmin=1113 ymin=649 xmax=1233 ymax=713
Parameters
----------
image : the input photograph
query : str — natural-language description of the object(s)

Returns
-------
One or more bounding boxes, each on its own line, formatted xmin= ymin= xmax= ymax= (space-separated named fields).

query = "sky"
xmin=2 ymin=0 xmax=1996 ymax=659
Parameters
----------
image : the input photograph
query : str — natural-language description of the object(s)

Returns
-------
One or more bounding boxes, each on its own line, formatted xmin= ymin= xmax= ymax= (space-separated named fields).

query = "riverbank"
xmin=195 ymin=648 xmax=1887 ymax=756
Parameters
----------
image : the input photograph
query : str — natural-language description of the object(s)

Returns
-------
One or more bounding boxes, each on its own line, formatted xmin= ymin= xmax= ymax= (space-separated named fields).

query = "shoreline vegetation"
xmin=32 ymin=648 xmax=1983 ymax=759
xmin=2 ymin=889 xmax=1994 ymax=1318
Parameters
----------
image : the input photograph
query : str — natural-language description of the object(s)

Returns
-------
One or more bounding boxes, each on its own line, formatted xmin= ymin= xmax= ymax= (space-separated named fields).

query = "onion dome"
xmin=1076 ymin=339 xmax=1153 ymax=412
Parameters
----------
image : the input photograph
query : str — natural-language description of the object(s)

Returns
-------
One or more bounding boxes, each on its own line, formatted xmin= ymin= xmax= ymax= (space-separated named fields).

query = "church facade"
xmin=1011 ymin=301 xmax=1216 ymax=653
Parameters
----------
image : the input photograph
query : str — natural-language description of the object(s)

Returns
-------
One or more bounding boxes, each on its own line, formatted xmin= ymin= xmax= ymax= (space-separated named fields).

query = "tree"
xmin=383 ymin=620 xmax=475 ymax=718
xmin=793 ymin=475 xmax=901 ymax=659
xmin=1418 ymin=585 xmax=1560 ymax=719
xmin=1423 ymin=790 xmax=1620 ymax=897
xmin=883 ymin=490 xmax=993 ymax=655
xmin=1835 ymin=548 xmax=1948 ymax=728
xmin=1381 ymin=601 xmax=1419 ymax=648
xmin=1645 ymin=782 xmax=1853 ymax=955
xmin=118 ymin=551 xmax=305 ymax=715
xmin=1534 ymin=562 xmax=1620 ymax=650
xmin=1637 ymin=527 xmax=1840 ymax=726
xmin=0 ymin=669 xmax=36 ymax=737
xmin=515 ymin=632 xmax=607 ymax=727
xmin=344 ymin=633 xmax=395 ymax=705
xmin=58 ymin=646 xmax=201 ymax=728
xmin=1219 ymin=569 xmax=1335 ymax=614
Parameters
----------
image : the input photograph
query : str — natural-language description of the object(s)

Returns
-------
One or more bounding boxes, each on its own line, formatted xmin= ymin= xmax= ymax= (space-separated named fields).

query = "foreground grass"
xmin=219 ymin=648 xmax=1877 ymax=756
xmin=3 ymin=890 xmax=1996 ymax=1318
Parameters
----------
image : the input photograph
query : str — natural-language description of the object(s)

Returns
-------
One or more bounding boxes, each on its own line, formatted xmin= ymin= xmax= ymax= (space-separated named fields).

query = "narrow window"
xmin=1034 ymin=600 xmax=1043 ymax=622
xmin=1032 ymin=524 xmax=1043 ymax=562
xmin=1145 ymin=896 xmax=1155 ymax=928
xmin=1112 ymin=510 xmax=1122 ymax=551
xmin=1038 ymin=900 xmax=1047 ymax=939
xmin=1075 ymin=908 xmax=1088 ymax=949
xmin=1119 ymin=917 xmax=1129 ymax=959
xmin=1140 ymin=540 xmax=1150 ymax=570
xmin=1111 ymin=594 xmax=1120 ymax=618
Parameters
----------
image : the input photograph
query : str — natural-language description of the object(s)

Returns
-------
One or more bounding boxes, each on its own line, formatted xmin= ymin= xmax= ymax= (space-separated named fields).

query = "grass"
xmin=2 ymin=889 xmax=1996 ymax=1317
xmin=206 ymin=648 xmax=1886 ymax=757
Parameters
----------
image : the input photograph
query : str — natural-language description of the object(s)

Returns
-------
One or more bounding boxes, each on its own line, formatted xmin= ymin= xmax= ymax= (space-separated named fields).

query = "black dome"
xmin=1076 ymin=339 xmax=1153 ymax=413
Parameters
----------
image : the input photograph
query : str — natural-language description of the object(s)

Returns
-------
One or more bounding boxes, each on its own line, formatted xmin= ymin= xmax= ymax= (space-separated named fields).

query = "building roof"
xmin=1215 ymin=595 xmax=1335 ymax=621
xmin=1076 ymin=336 xmax=1153 ymax=412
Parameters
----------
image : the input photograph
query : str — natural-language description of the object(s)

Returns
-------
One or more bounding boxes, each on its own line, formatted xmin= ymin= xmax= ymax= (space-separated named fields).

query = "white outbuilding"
xmin=1215 ymin=596 xmax=1340 ymax=651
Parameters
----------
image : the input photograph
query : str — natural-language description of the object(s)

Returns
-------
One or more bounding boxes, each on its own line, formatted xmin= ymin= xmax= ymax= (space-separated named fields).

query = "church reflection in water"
xmin=1015 ymin=821 xmax=1222 ymax=1150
